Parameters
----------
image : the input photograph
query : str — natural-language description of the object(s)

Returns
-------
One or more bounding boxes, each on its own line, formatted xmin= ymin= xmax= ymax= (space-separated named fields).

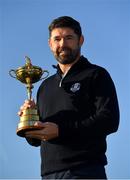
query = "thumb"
xmin=34 ymin=121 xmax=45 ymax=127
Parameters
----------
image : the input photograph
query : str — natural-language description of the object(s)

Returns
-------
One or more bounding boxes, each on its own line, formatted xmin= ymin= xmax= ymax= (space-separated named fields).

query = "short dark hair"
xmin=48 ymin=16 xmax=82 ymax=38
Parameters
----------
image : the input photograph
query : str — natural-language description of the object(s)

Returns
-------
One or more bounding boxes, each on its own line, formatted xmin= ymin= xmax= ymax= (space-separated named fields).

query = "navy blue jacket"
xmin=27 ymin=56 xmax=119 ymax=176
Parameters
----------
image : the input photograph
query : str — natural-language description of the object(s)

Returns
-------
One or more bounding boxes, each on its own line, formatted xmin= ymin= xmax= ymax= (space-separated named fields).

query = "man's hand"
xmin=25 ymin=121 xmax=59 ymax=141
xmin=18 ymin=99 xmax=36 ymax=116
xmin=17 ymin=100 xmax=59 ymax=141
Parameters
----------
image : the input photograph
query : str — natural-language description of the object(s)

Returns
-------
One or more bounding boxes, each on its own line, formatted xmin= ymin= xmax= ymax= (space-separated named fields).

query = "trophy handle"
xmin=40 ymin=70 xmax=49 ymax=80
xmin=9 ymin=69 xmax=17 ymax=79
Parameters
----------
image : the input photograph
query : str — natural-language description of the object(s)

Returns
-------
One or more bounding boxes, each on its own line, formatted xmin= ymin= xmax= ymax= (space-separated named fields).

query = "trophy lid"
xmin=12 ymin=56 xmax=44 ymax=84
xmin=9 ymin=56 xmax=49 ymax=100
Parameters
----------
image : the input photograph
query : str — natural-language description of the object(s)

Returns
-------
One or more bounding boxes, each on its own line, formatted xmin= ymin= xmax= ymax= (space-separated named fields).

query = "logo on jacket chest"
xmin=70 ymin=83 xmax=81 ymax=93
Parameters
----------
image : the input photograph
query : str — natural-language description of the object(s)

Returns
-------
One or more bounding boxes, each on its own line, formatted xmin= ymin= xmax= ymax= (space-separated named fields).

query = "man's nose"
xmin=60 ymin=38 xmax=67 ymax=47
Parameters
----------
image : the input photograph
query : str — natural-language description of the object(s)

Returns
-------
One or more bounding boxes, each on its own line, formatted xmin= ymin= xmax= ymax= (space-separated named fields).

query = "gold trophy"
xmin=9 ymin=56 xmax=49 ymax=137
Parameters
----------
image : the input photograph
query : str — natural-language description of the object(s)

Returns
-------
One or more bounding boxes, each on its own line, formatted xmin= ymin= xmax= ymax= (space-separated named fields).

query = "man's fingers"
xmin=24 ymin=99 xmax=36 ymax=107
xmin=25 ymin=130 xmax=41 ymax=135
xmin=25 ymin=130 xmax=46 ymax=141
xmin=18 ymin=99 xmax=36 ymax=117
xmin=18 ymin=111 xmax=22 ymax=116
xmin=34 ymin=121 xmax=45 ymax=127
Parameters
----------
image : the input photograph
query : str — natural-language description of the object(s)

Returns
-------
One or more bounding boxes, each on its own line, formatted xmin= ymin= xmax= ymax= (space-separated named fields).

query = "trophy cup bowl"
xmin=9 ymin=56 xmax=49 ymax=137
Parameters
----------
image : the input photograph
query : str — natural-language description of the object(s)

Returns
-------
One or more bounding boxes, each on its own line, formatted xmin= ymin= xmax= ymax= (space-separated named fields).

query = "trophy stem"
xmin=26 ymin=77 xmax=33 ymax=100
xmin=26 ymin=84 xmax=33 ymax=100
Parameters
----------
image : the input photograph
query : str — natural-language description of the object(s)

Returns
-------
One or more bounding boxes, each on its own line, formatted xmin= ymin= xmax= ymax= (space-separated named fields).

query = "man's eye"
xmin=53 ymin=36 xmax=74 ymax=42
xmin=65 ymin=36 xmax=74 ymax=40
xmin=66 ymin=37 xmax=72 ymax=40
xmin=54 ymin=38 xmax=61 ymax=42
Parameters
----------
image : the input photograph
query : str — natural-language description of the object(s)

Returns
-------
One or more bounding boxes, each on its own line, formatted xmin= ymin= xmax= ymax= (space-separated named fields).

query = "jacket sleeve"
xmin=26 ymin=137 xmax=41 ymax=147
xmin=58 ymin=68 xmax=120 ymax=138
xmin=79 ymin=68 xmax=120 ymax=136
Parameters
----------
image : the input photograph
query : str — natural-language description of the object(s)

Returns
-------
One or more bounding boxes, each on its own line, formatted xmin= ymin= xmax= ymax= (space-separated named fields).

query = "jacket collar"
xmin=52 ymin=55 xmax=91 ymax=77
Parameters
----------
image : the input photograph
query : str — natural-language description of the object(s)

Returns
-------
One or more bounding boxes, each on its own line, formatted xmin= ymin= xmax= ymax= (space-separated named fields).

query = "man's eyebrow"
xmin=66 ymin=35 xmax=75 ymax=37
xmin=52 ymin=34 xmax=75 ymax=39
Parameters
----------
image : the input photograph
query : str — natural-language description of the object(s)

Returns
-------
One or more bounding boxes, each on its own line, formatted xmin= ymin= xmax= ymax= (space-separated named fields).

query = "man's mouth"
xmin=59 ymin=48 xmax=71 ymax=56
xmin=60 ymin=50 xmax=68 ymax=55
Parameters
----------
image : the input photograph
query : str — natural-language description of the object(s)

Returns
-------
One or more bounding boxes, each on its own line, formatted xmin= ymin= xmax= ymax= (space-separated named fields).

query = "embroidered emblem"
xmin=70 ymin=83 xmax=81 ymax=93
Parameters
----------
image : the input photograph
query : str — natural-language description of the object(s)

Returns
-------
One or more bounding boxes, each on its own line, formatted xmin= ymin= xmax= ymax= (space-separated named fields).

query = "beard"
xmin=54 ymin=46 xmax=81 ymax=65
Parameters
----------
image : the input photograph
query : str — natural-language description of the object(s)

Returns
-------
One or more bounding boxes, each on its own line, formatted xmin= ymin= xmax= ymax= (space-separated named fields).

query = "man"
xmin=19 ymin=16 xmax=119 ymax=179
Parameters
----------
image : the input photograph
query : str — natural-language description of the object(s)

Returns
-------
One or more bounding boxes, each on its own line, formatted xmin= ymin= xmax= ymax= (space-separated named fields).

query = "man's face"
xmin=48 ymin=27 xmax=84 ymax=65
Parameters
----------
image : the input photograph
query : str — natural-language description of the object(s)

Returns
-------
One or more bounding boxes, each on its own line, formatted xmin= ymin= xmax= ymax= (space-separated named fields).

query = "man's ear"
xmin=79 ymin=35 xmax=84 ymax=47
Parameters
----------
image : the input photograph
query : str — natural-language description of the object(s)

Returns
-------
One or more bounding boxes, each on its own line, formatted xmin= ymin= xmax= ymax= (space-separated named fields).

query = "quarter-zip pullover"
xmin=27 ymin=56 xmax=119 ymax=176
